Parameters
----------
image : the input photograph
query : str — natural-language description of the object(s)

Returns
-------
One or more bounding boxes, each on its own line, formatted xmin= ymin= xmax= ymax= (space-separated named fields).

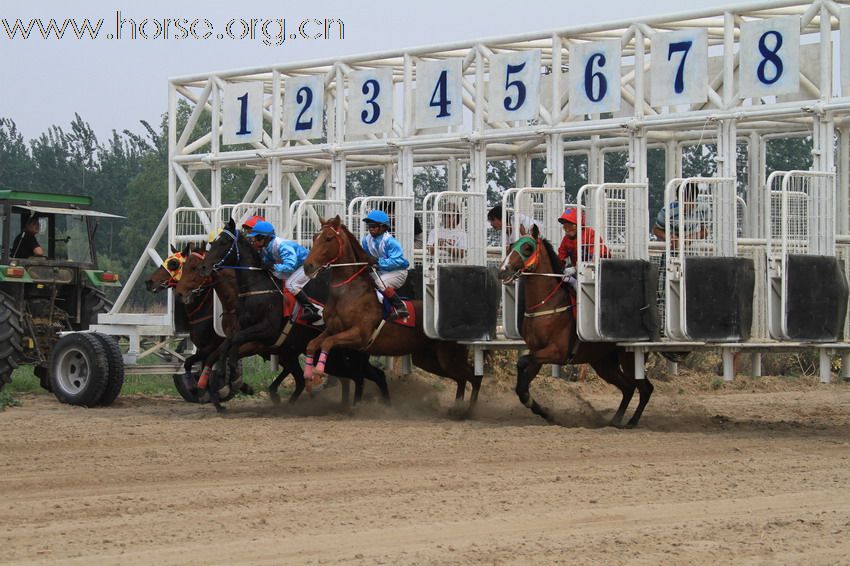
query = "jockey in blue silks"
xmin=361 ymin=210 xmax=410 ymax=320
xmin=247 ymin=220 xmax=322 ymax=323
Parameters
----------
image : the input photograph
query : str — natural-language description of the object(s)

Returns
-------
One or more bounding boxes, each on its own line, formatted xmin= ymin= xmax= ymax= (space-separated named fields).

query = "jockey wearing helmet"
xmin=556 ymin=207 xmax=610 ymax=292
xmin=361 ymin=209 xmax=410 ymax=320
xmin=246 ymin=220 xmax=321 ymax=323
xmin=240 ymin=215 xmax=265 ymax=235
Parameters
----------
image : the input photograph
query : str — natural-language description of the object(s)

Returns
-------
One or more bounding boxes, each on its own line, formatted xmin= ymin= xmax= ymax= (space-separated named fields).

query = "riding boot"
xmin=294 ymin=291 xmax=322 ymax=323
xmin=383 ymin=288 xmax=409 ymax=320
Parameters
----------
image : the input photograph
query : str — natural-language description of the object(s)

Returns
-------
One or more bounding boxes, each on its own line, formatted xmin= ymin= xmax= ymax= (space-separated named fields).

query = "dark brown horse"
xmin=497 ymin=225 xmax=653 ymax=427
xmin=145 ymin=244 xmax=248 ymax=402
xmin=301 ymin=216 xmax=478 ymax=413
xmin=189 ymin=219 xmax=390 ymax=410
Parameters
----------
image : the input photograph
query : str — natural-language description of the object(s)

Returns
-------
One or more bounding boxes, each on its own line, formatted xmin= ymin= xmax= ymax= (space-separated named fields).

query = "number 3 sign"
xmin=739 ymin=17 xmax=800 ymax=99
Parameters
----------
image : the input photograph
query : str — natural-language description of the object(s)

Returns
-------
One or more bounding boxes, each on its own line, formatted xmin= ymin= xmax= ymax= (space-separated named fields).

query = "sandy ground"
xmin=2 ymin=371 xmax=850 ymax=565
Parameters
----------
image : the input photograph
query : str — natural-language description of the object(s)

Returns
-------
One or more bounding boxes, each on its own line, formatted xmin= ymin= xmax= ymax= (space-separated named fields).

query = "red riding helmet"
xmin=558 ymin=208 xmax=581 ymax=225
xmin=241 ymin=215 xmax=265 ymax=231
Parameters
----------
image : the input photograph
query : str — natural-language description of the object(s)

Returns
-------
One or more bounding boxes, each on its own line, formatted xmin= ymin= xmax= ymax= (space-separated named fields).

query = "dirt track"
xmin=2 ymin=373 xmax=850 ymax=565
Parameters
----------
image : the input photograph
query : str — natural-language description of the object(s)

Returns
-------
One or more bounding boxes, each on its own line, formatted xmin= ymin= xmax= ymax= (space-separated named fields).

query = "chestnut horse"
xmin=192 ymin=218 xmax=390 ymax=411
xmin=498 ymin=225 xmax=653 ymax=427
xmin=301 ymin=216 xmax=478 ymax=412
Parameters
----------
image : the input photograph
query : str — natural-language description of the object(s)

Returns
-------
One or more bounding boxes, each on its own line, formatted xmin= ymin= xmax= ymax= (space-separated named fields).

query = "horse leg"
xmin=430 ymin=342 xmax=477 ymax=417
xmin=311 ymin=328 xmax=368 ymax=378
xmin=619 ymin=352 xmax=653 ymax=427
xmin=468 ymin=373 xmax=483 ymax=407
xmin=304 ymin=329 xmax=332 ymax=381
xmin=366 ymin=364 xmax=390 ymax=405
xmin=590 ymin=353 xmax=632 ymax=427
xmin=517 ymin=354 xmax=556 ymax=424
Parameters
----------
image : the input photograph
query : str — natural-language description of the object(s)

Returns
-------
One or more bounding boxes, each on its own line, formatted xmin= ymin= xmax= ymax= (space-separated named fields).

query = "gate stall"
xmin=422 ymin=191 xmax=497 ymax=340
xmin=500 ymin=187 xmax=564 ymax=340
xmin=576 ymin=183 xmax=657 ymax=342
xmin=766 ymin=170 xmax=848 ymax=341
xmin=663 ymin=177 xmax=755 ymax=342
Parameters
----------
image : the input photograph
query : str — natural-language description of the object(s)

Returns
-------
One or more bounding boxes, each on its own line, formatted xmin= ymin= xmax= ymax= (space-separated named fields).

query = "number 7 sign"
xmin=650 ymin=30 xmax=708 ymax=107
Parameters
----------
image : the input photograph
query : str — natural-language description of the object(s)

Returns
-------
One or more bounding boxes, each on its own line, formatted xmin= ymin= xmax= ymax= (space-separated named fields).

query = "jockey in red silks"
xmin=556 ymin=207 xmax=610 ymax=292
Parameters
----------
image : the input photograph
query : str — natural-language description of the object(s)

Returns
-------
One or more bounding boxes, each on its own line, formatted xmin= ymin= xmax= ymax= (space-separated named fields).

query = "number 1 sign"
xmin=222 ymin=82 xmax=264 ymax=146
xmin=739 ymin=17 xmax=800 ymax=99
xmin=651 ymin=29 xmax=708 ymax=107
xmin=569 ymin=40 xmax=621 ymax=117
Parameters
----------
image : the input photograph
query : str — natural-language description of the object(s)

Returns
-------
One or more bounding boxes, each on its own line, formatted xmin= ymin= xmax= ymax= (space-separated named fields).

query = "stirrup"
xmin=300 ymin=306 xmax=322 ymax=323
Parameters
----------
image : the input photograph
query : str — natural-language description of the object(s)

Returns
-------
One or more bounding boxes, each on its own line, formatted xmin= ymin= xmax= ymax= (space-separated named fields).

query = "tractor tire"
xmin=0 ymin=292 xmax=24 ymax=393
xmin=49 ymin=333 xmax=110 ymax=407
xmin=80 ymin=288 xmax=113 ymax=330
xmin=93 ymin=333 xmax=124 ymax=406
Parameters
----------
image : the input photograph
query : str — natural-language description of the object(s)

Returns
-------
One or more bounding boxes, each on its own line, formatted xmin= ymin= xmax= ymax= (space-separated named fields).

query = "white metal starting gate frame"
xmin=84 ymin=0 xmax=850 ymax=383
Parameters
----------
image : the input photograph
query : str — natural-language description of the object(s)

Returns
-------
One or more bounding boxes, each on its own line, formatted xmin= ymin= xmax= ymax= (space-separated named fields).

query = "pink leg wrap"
xmin=315 ymin=351 xmax=329 ymax=375
xmin=198 ymin=366 xmax=211 ymax=390
xmin=303 ymin=355 xmax=314 ymax=380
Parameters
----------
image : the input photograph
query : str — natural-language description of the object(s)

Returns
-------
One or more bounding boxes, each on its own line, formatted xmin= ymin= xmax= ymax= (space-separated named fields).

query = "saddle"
xmin=381 ymin=296 xmax=416 ymax=328
xmin=282 ymin=289 xmax=325 ymax=327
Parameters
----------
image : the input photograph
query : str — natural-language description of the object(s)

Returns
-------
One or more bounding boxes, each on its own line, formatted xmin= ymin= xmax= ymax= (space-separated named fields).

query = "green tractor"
xmin=0 ymin=190 xmax=125 ymax=406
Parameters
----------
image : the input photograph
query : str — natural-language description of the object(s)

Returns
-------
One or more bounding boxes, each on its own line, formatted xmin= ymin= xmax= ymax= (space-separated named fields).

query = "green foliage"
xmin=0 ymin=390 xmax=22 ymax=410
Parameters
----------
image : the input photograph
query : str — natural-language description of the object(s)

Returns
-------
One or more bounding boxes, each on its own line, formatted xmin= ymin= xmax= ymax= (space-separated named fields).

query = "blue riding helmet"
xmin=363 ymin=210 xmax=390 ymax=227
xmin=247 ymin=220 xmax=276 ymax=238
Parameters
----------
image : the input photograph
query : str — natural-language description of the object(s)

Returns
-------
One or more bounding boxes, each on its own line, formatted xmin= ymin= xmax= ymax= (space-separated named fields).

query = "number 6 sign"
xmin=569 ymin=40 xmax=621 ymax=117
xmin=739 ymin=16 xmax=800 ymax=99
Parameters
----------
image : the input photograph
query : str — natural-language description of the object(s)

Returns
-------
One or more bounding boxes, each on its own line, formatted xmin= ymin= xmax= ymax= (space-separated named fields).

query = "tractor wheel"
xmin=49 ymin=333 xmax=110 ymax=407
xmin=80 ymin=288 xmax=113 ymax=330
xmin=93 ymin=333 xmax=124 ymax=406
xmin=0 ymin=292 xmax=24 ymax=393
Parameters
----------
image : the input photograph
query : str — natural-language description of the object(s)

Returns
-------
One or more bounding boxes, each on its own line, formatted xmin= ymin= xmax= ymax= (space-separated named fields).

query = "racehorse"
xmin=498 ymin=225 xmax=653 ymax=427
xmin=145 ymin=244 xmax=249 ymax=402
xmin=193 ymin=218 xmax=390 ymax=411
xmin=300 ymin=216 xmax=479 ymax=413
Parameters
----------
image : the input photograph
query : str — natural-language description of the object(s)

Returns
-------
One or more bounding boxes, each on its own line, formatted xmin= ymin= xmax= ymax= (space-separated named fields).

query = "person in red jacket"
xmin=556 ymin=207 xmax=609 ymax=291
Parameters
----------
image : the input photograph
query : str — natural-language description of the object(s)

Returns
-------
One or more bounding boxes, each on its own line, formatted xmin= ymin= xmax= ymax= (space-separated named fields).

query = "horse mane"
xmin=337 ymin=221 xmax=370 ymax=262
xmin=539 ymin=237 xmax=564 ymax=273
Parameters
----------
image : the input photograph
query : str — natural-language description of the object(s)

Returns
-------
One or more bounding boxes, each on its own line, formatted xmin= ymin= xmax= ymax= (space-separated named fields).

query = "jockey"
xmin=240 ymin=215 xmax=265 ymax=235
xmin=361 ymin=210 xmax=410 ymax=320
xmin=246 ymin=220 xmax=322 ymax=323
xmin=557 ymin=207 xmax=610 ymax=292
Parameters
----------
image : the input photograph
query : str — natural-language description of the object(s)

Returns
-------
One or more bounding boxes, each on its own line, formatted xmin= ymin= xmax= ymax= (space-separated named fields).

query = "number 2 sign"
xmin=284 ymin=75 xmax=325 ymax=140
xmin=739 ymin=17 xmax=800 ymax=99
xmin=569 ymin=40 xmax=621 ymax=117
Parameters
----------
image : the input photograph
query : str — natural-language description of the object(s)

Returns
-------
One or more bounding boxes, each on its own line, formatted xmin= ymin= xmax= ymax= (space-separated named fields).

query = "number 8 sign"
xmin=739 ymin=17 xmax=800 ymax=99
xmin=569 ymin=40 xmax=621 ymax=117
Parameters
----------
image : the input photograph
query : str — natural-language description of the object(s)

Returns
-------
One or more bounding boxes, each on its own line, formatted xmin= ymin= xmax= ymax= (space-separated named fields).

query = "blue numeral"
xmin=584 ymin=53 xmax=608 ymax=103
xmin=504 ymin=62 xmax=527 ymax=111
xmin=429 ymin=70 xmax=451 ymax=118
xmin=361 ymin=79 xmax=381 ymax=125
xmin=667 ymin=40 xmax=692 ymax=95
xmin=236 ymin=93 xmax=250 ymax=135
xmin=757 ymin=31 xmax=783 ymax=85
xmin=295 ymin=86 xmax=313 ymax=131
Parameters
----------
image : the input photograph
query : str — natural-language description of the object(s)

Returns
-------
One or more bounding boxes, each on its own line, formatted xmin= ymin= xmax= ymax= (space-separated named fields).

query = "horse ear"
xmin=318 ymin=215 xmax=325 ymax=225
xmin=332 ymin=215 xmax=341 ymax=227
xmin=182 ymin=242 xmax=192 ymax=256
xmin=228 ymin=217 xmax=236 ymax=231
xmin=518 ymin=223 xmax=527 ymax=236
xmin=531 ymin=223 xmax=540 ymax=239
xmin=170 ymin=244 xmax=178 ymax=253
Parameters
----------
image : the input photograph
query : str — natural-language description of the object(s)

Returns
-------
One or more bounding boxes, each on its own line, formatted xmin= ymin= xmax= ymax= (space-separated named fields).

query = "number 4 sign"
xmin=651 ymin=30 xmax=708 ymax=107
xmin=222 ymin=82 xmax=264 ymax=146
xmin=415 ymin=59 xmax=463 ymax=129
xmin=739 ymin=17 xmax=800 ymax=99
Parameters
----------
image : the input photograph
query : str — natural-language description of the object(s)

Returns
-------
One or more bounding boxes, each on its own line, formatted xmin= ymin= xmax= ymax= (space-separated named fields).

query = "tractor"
xmin=0 ymin=190 xmax=124 ymax=406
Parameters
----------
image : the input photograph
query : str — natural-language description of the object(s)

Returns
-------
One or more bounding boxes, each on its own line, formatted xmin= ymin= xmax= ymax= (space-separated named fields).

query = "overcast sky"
xmin=2 ymin=0 xmax=725 ymax=141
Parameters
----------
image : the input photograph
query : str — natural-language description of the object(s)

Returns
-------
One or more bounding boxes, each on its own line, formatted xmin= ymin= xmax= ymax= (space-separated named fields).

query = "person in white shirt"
xmin=427 ymin=204 xmax=467 ymax=261
xmin=487 ymin=204 xmax=541 ymax=244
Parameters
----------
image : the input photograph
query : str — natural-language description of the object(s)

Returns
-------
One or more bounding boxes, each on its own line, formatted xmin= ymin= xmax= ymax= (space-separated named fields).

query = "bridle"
xmin=504 ymin=236 xmax=571 ymax=317
xmin=310 ymin=223 xmax=369 ymax=286
xmin=210 ymin=228 xmax=264 ymax=272
xmin=158 ymin=251 xmax=186 ymax=289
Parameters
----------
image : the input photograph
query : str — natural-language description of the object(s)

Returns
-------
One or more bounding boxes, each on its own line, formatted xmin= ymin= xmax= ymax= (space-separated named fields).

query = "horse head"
xmin=302 ymin=215 xmax=352 ymax=278
xmin=199 ymin=218 xmax=239 ymax=277
xmin=145 ymin=243 xmax=189 ymax=292
xmin=173 ymin=247 xmax=213 ymax=305
xmin=499 ymin=224 xmax=543 ymax=284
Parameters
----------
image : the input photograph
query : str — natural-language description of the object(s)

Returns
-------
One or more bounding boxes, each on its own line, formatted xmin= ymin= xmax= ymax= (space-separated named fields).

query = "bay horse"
xmin=301 ymin=216 xmax=478 ymax=413
xmin=498 ymin=225 xmax=653 ymax=427
xmin=144 ymin=244 xmax=249 ymax=402
xmin=192 ymin=218 xmax=390 ymax=411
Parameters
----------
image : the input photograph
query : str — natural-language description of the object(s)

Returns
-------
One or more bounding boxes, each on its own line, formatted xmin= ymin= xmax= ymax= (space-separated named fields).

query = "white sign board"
xmin=415 ymin=58 xmax=463 ymax=129
xmin=650 ymin=29 xmax=708 ymax=107
xmin=284 ymin=75 xmax=325 ymax=140
xmin=487 ymin=50 xmax=541 ymax=123
xmin=739 ymin=16 xmax=800 ymax=99
xmin=569 ymin=40 xmax=621 ymax=116
xmin=347 ymin=68 xmax=394 ymax=136
xmin=841 ymin=8 xmax=850 ymax=95
xmin=222 ymin=82 xmax=264 ymax=146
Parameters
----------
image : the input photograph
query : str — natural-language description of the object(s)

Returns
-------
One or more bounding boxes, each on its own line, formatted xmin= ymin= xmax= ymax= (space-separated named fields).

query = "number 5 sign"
xmin=569 ymin=40 xmax=621 ymax=117
xmin=651 ymin=30 xmax=708 ymax=107
xmin=739 ymin=17 xmax=800 ymax=99
xmin=222 ymin=82 xmax=264 ymax=146
xmin=487 ymin=50 xmax=541 ymax=123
